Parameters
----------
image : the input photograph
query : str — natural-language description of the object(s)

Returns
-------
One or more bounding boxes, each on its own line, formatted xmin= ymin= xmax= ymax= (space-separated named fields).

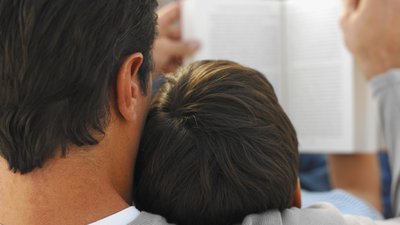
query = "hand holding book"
xmin=152 ymin=2 xmax=200 ymax=78
xmin=341 ymin=0 xmax=400 ymax=80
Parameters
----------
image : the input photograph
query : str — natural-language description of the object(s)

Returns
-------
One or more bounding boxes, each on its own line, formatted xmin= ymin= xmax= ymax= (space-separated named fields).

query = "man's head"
xmin=0 ymin=0 xmax=158 ymax=174
xmin=134 ymin=60 xmax=299 ymax=225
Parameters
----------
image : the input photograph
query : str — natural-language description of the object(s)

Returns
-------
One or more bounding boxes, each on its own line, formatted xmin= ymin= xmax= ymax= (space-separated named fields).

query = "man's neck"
xmin=0 ymin=108 xmax=143 ymax=225
xmin=0 ymin=152 xmax=130 ymax=225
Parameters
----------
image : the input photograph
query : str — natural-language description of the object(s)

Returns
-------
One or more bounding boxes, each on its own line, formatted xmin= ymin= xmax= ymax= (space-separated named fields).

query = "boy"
xmin=133 ymin=60 xmax=300 ymax=225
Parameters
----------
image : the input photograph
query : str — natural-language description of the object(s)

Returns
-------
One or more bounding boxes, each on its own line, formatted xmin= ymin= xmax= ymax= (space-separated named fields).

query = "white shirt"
xmin=89 ymin=206 xmax=140 ymax=225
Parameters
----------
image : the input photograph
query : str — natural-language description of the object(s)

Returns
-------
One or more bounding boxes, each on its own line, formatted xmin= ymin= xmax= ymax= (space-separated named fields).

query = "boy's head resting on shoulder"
xmin=134 ymin=60 xmax=299 ymax=225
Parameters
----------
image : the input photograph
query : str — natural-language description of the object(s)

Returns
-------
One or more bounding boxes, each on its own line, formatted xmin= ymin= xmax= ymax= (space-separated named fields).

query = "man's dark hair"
xmin=134 ymin=60 xmax=299 ymax=225
xmin=0 ymin=0 xmax=158 ymax=174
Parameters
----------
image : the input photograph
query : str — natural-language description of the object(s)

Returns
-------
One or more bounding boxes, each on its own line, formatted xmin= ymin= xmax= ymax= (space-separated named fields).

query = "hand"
xmin=340 ymin=0 xmax=400 ymax=80
xmin=152 ymin=2 xmax=200 ymax=78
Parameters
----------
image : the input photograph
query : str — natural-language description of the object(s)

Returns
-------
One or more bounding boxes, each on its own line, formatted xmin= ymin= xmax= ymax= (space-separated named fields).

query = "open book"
xmin=181 ymin=0 xmax=380 ymax=153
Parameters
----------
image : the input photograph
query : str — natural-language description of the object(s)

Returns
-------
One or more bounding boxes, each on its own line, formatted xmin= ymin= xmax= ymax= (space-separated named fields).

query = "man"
xmin=0 ymin=1 xmax=198 ymax=224
xmin=129 ymin=0 xmax=400 ymax=224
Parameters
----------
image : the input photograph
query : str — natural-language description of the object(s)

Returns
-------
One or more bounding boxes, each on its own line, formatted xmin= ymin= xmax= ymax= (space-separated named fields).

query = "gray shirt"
xmin=129 ymin=69 xmax=400 ymax=225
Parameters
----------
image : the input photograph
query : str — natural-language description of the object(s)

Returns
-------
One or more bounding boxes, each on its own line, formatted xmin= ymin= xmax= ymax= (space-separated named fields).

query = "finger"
xmin=164 ymin=62 xmax=179 ymax=74
xmin=341 ymin=0 xmax=359 ymax=15
xmin=165 ymin=39 xmax=200 ymax=57
xmin=164 ymin=56 xmax=184 ymax=73
xmin=158 ymin=2 xmax=180 ymax=32
xmin=167 ymin=27 xmax=181 ymax=40
xmin=340 ymin=0 xmax=360 ymax=30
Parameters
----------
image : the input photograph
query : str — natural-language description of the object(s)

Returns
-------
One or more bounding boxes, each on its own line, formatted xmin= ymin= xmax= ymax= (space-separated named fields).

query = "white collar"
xmin=88 ymin=206 xmax=140 ymax=225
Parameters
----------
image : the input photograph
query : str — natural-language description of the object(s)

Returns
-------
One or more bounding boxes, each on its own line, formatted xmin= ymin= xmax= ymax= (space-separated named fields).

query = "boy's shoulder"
xmin=242 ymin=202 xmax=383 ymax=225
xmin=129 ymin=203 xmax=387 ymax=225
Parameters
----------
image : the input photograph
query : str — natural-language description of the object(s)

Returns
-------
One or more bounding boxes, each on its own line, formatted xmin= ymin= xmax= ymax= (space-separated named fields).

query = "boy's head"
xmin=134 ymin=60 xmax=299 ymax=225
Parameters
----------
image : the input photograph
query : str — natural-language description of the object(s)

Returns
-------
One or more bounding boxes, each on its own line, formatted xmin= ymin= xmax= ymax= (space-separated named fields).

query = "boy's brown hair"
xmin=134 ymin=60 xmax=299 ymax=225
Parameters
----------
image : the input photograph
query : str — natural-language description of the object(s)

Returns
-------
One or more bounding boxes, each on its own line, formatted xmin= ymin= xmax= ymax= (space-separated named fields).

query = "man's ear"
xmin=116 ymin=53 xmax=143 ymax=122
xmin=292 ymin=178 xmax=302 ymax=208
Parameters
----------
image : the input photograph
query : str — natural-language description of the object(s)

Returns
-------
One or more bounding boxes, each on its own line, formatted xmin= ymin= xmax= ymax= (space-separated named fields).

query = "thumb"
xmin=166 ymin=40 xmax=200 ymax=57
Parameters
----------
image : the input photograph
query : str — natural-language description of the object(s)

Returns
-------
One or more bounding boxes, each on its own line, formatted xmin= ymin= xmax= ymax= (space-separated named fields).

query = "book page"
xmin=182 ymin=0 xmax=283 ymax=100
xmin=285 ymin=0 xmax=356 ymax=153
